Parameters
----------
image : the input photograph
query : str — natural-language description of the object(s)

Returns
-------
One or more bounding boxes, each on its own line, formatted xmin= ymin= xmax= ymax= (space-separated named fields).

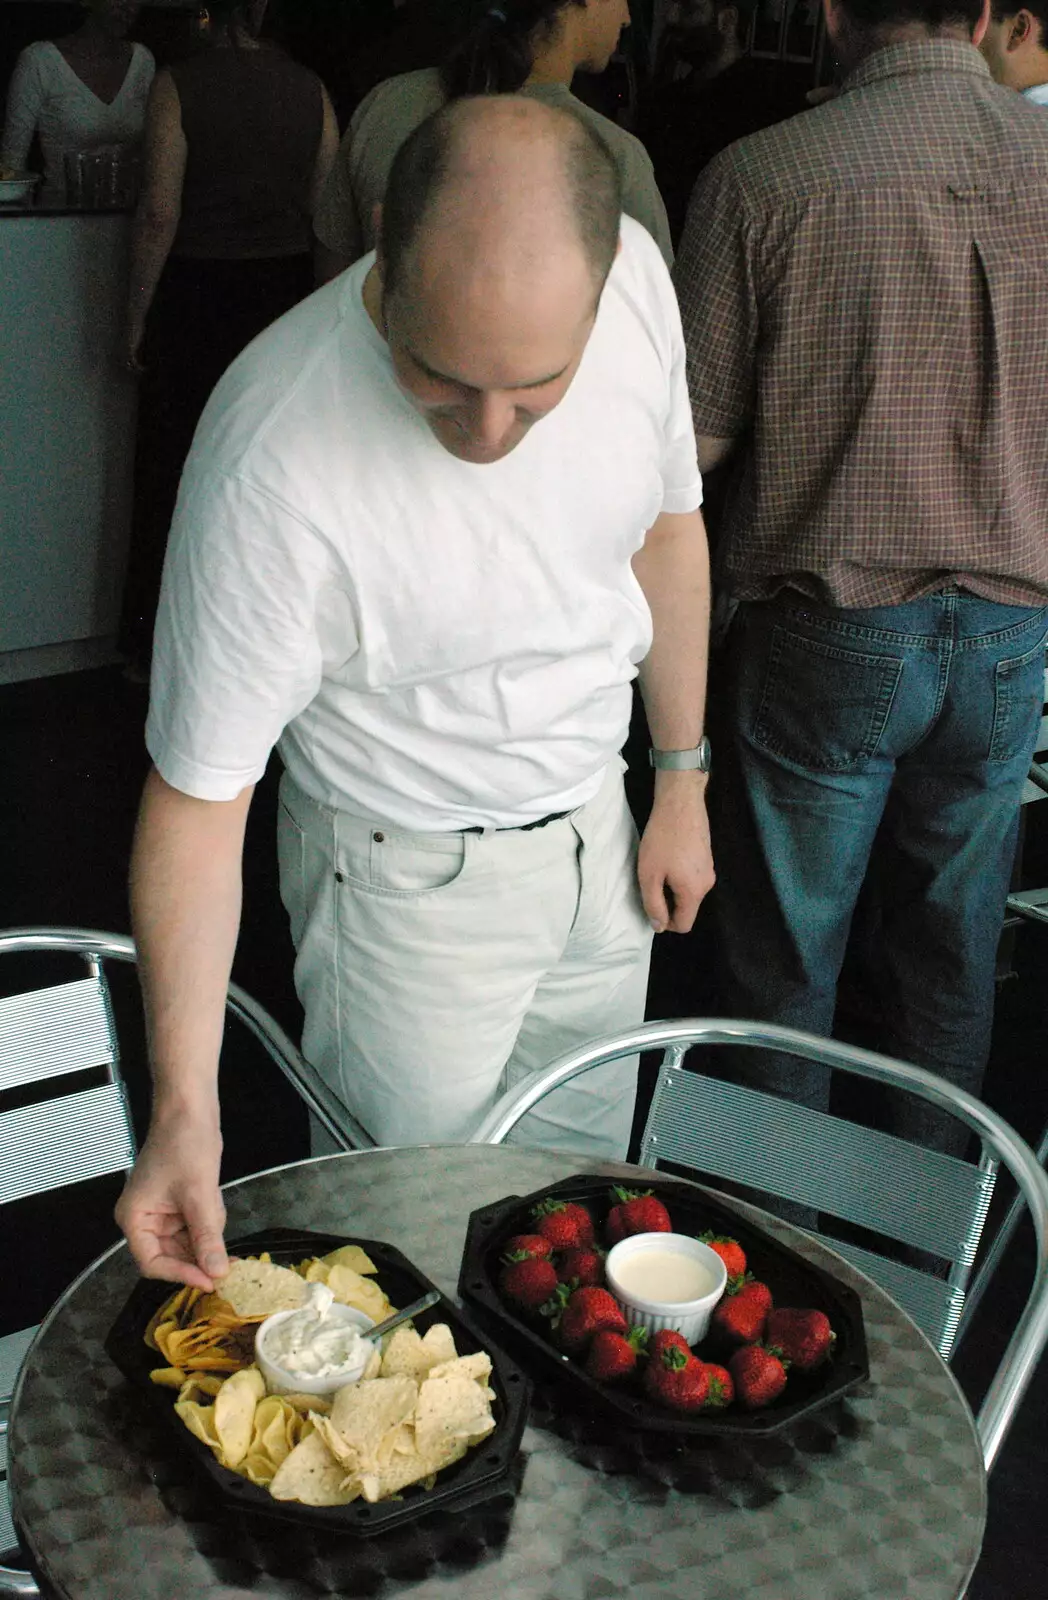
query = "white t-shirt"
xmin=1024 ymin=83 xmax=1048 ymax=107
xmin=0 ymin=40 xmax=155 ymax=203
xmin=147 ymin=215 xmax=702 ymax=831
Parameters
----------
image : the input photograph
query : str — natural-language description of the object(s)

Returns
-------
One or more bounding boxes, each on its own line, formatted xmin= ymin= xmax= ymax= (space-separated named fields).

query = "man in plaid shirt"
xmin=674 ymin=0 xmax=1048 ymax=1151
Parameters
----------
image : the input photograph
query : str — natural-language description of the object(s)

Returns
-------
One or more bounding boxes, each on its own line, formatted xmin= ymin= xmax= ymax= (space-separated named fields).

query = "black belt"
xmin=463 ymin=810 xmax=570 ymax=836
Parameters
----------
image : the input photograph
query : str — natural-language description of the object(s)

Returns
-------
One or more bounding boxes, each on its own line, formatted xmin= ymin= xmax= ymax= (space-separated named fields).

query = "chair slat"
xmin=822 ymin=1237 xmax=965 ymax=1356
xmin=646 ymin=1070 xmax=992 ymax=1262
xmin=0 ymin=978 xmax=116 ymax=1092
xmin=0 ymin=1329 xmax=38 ymax=1403
xmin=0 ymin=1084 xmax=135 ymax=1205
xmin=0 ymin=1479 xmax=15 ymax=1561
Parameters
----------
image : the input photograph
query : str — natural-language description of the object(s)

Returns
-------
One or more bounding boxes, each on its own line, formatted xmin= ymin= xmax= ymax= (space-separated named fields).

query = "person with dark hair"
xmin=674 ymin=0 xmax=1048 ymax=1156
xmin=980 ymin=0 xmax=1048 ymax=98
xmin=117 ymin=0 xmax=339 ymax=675
xmin=114 ymin=96 xmax=714 ymax=1289
xmin=313 ymin=0 xmax=672 ymax=281
xmin=638 ymin=0 xmax=808 ymax=244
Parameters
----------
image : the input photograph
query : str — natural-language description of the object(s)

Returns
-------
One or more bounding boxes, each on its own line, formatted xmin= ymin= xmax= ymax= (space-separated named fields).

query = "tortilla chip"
xmin=322 ymin=1245 xmax=378 ymax=1276
xmin=213 ymin=1259 xmax=307 ymax=1319
xmin=380 ymin=1323 xmax=458 ymax=1382
xmin=363 ymin=1346 xmax=383 ymax=1382
xmin=414 ymin=1373 xmax=496 ymax=1464
xmin=322 ymin=1377 xmax=419 ymax=1474
xmin=270 ymin=1431 xmax=360 ymax=1507
xmin=326 ymin=1265 xmax=391 ymax=1322
xmin=213 ymin=1365 xmax=266 ymax=1468
xmin=427 ymin=1351 xmax=492 ymax=1391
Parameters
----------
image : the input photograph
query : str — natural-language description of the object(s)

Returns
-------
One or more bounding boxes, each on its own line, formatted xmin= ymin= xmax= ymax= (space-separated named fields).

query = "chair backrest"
xmin=639 ymin=1061 xmax=995 ymax=1361
xmin=470 ymin=1017 xmax=1048 ymax=1474
xmin=0 ymin=966 xmax=135 ymax=1206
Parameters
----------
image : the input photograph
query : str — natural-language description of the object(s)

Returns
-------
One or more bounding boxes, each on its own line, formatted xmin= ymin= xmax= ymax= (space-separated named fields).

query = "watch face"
xmin=698 ymin=736 xmax=712 ymax=771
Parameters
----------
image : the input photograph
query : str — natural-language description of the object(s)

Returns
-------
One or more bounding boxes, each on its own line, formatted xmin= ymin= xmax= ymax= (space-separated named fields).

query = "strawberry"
xmin=501 ymin=1233 xmax=552 ymax=1261
xmin=700 ymin=1362 xmax=735 ymax=1410
xmin=643 ymin=1344 xmax=711 ymax=1412
xmin=605 ymin=1187 xmax=673 ymax=1246
xmin=533 ymin=1199 xmax=596 ymax=1251
xmin=729 ymin=1344 xmax=788 ymax=1410
xmin=699 ymin=1232 xmax=747 ymax=1280
xmin=557 ymin=1286 xmax=628 ymax=1352
xmin=584 ymin=1326 xmax=648 ymax=1383
xmin=648 ymin=1328 xmax=693 ymax=1361
xmin=498 ymin=1255 xmax=559 ymax=1312
xmin=711 ymin=1275 xmax=772 ymax=1346
xmin=765 ymin=1308 xmax=835 ymax=1372
xmin=557 ymin=1247 xmax=605 ymax=1288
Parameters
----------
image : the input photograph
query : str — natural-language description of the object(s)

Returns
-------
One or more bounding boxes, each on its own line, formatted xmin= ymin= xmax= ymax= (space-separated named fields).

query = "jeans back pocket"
xmin=990 ymin=632 xmax=1048 ymax=765
xmin=752 ymin=624 xmax=904 ymax=773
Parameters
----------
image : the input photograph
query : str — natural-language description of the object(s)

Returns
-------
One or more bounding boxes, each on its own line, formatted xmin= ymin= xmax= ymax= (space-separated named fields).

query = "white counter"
xmin=0 ymin=210 xmax=136 ymax=681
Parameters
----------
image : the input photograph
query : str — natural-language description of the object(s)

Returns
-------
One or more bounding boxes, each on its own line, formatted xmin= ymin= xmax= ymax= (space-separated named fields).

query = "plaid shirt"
xmin=675 ymin=40 xmax=1048 ymax=607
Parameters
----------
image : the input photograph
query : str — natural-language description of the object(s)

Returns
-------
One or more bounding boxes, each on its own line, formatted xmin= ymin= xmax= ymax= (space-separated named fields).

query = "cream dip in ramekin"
xmin=606 ymin=1232 xmax=728 ymax=1345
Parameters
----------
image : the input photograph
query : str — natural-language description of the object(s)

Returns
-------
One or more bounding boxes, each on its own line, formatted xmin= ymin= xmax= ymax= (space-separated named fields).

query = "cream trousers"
xmin=276 ymin=762 xmax=653 ymax=1160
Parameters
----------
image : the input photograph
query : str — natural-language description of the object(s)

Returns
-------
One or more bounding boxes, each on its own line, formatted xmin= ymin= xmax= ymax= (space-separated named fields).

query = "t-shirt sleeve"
xmin=312 ymin=124 xmax=365 ymax=261
xmin=622 ymin=223 xmax=702 ymax=515
xmin=1 ymin=46 xmax=45 ymax=171
xmin=672 ymin=151 xmax=758 ymax=439
xmin=146 ymin=468 xmax=341 ymax=801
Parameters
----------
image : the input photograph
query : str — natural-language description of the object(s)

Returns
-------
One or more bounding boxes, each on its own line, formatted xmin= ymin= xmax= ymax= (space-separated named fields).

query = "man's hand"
xmin=637 ymin=772 xmax=715 ymax=934
xmin=115 ymin=1112 xmax=229 ymax=1289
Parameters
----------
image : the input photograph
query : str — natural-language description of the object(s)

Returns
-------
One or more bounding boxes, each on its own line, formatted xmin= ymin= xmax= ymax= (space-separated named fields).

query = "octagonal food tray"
xmin=106 ymin=1227 xmax=530 ymax=1537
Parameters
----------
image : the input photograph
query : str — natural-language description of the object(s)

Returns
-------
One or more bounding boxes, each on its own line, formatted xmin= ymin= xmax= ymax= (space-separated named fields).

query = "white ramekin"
xmin=605 ymin=1232 xmax=728 ymax=1346
xmin=255 ymin=1304 xmax=376 ymax=1396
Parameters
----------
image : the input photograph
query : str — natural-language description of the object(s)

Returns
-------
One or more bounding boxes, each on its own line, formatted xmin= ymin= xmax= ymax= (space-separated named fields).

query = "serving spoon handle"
xmin=367 ymin=1289 xmax=442 ymax=1342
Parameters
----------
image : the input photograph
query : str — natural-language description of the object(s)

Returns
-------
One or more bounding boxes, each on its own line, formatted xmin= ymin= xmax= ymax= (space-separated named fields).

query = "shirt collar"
xmin=842 ymin=37 xmax=991 ymax=95
xmin=1024 ymin=81 xmax=1048 ymax=105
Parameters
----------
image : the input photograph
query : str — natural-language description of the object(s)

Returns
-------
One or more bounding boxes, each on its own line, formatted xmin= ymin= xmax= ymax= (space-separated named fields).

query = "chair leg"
xmin=958 ymin=1122 xmax=1048 ymax=1345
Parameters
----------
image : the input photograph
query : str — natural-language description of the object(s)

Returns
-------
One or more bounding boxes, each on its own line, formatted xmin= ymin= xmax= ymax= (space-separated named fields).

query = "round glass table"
xmin=7 ymin=1146 xmax=986 ymax=1600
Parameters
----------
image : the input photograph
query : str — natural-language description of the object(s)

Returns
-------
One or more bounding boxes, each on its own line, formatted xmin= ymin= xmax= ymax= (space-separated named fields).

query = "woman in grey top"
xmin=314 ymin=0 xmax=672 ymax=279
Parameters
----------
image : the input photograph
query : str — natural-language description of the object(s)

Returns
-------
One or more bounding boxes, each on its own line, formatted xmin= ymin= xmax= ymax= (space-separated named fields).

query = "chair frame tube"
xmin=470 ymin=1016 xmax=1048 ymax=1474
xmin=0 ymin=928 xmax=374 ymax=1153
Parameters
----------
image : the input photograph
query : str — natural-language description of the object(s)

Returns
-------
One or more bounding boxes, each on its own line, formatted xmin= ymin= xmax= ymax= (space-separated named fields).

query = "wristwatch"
xmin=649 ymin=737 xmax=712 ymax=773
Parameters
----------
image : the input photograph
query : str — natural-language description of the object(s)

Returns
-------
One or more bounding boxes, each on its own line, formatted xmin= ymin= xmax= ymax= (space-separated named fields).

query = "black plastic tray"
xmin=106 ymin=1227 xmax=531 ymax=1538
xmin=458 ymin=1175 xmax=868 ymax=1442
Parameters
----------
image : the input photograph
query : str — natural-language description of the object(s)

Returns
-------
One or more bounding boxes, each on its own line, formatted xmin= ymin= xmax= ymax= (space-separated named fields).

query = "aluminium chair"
xmin=0 ymin=926 xmax=369 ymax=1594
xmin=961 ymin=676 xmax=1048 ymax=1339
xmin=470 ymin=1017 xmax=1048 ymax=1474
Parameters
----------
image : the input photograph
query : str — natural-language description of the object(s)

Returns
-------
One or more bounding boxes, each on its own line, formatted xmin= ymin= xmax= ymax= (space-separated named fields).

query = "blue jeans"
xmin=711 ymin=589 xmax=1048 ymax=1153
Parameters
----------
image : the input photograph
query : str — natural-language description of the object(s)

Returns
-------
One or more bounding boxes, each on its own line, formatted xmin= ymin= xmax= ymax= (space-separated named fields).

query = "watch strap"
xmin=649 ymin=738 xmax=711 ymax=772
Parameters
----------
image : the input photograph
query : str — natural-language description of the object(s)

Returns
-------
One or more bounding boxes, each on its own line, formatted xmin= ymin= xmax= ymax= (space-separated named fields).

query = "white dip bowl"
xmin=606 ymin=1232 xmax=728 ymax=1346
xmin=255 ymin=1303 xmax=376 ymax=1396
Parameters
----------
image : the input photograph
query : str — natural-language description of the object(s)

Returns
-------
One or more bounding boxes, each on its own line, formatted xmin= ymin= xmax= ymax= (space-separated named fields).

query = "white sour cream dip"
xmin=614 ymin=1250 xmax=716 ymax=1305
xmin=260 ymin=1283 xmax=373 ymax=1380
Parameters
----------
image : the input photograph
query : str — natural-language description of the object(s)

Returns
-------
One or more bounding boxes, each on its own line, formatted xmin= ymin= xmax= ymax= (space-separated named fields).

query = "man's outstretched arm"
xmin=115 ymin=767 xmax=254 ymax=1288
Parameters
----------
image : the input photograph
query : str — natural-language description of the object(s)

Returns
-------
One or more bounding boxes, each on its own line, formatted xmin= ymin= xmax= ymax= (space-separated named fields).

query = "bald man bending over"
xmin=117 ymin=96 xmax=713 ymax=1289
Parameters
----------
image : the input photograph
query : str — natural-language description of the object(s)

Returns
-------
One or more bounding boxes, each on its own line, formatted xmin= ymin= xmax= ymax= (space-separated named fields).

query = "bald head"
xmin=373 ymin=97 xmax=623 ymax=466
xmin=381 ymin=96 xmax=622 ymax=307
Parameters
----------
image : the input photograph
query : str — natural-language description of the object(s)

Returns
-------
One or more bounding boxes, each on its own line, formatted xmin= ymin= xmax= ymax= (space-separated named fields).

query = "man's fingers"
xmin=641 ymin=873 xmax=670 ymax=934
xmin=186 ymin=1201 xmax=229 ymax=1283
xmin=667 ymin=885 xmax=702 ymax=935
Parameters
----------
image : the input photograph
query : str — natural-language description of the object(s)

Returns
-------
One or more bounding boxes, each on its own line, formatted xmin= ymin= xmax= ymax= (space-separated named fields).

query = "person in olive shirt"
xmin=313 ymin=0 xmax=672 ymax=280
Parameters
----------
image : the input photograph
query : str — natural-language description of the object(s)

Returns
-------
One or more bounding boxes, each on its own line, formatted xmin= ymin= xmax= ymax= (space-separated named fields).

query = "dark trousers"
xmin=120 ymin=252 xmax=313 ymax=664
xmin=710 ymin=589 xmax=1048 ymax=1155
